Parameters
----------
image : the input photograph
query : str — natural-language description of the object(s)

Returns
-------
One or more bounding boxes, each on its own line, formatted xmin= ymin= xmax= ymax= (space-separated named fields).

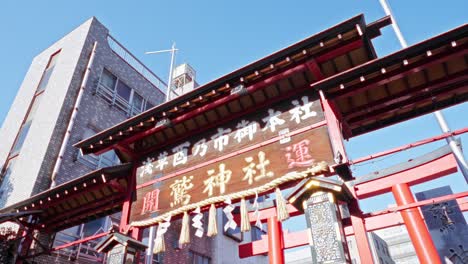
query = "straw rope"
xmin=130 ymin=161 xmax=329 ymax=227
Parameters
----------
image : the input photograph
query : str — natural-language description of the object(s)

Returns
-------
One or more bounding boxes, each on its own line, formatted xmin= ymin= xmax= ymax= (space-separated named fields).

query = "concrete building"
xmin=415 ymin=186 xmax=468 ymax=263
xmin=373 ymin=187 xmax=468 ymax=264
xmin=0 ymin=17 xmax=166 ymax=209
xmin=347 ymin=233 xmax=395 ymax=264
xmin=0 ymin=17 xmax=267 ymax=264
xmin=374 ymin=225 xmax=418 ymax=263
xmin=0 ymin=17 xmax=166 ymax=263
xmin=284 ymin=232 xmax=394 ymax=264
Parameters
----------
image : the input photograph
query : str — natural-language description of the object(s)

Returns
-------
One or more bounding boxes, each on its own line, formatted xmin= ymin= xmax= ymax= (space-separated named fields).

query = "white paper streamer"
xmin=156 ymin=215 xmax=171 ymax=239
xmin=253 ymin=191 xmax=263 ymax=230
xmin=223 ymin=197 xmax=237 ymax=231
xmin=192 ymin=207 xmax=204 ymax=238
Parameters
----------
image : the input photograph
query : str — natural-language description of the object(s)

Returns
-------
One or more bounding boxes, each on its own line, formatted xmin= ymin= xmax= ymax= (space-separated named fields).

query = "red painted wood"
xmin=135 ymin=83 xmax=324 ymax=157
xmin=131 ymin=227 xmax=142 ymax=240
xmin=52 ymin=231 xmax=109 ymax=251
xmin=267 ymin=216 xmax=285 ymax=264
xmin=319 ymin=90 xmax=348 ymax=164
xmin=354 ymin=153 xmax=457 ymax=199
xmin=345 ymin=69 xmax=468 ymax=120
xmin=93 ymin=39 xmax=364 ymax=156
xmin=306 ymin=59 xmax=324 ymax=80
xmin=344 ymin=192 xmax=468 ymax=235
xmin=351 ymin=128 xmax=468 ymax=165
xmin=17 ymin=229 xmax=34 ymax=262
xmin=115 ymin=63 xmax=309 ymax=149
xmin=239 ymin=236 xmax=268 ymax=258
xmin=330 ymin=42 xmax=468 ymax=99
xmin=120 ymin=165 xmax=137 ymax=232
xmin=459 ymin=197 xmax=468 ymax=212
xmin=44 ymin=194 xmax=126 ymax=229
xmin=314 ymin=40 xmax=363 ymax=64
xmin=347 ymin=199 xmax=373 ymax=264
xmin=240 ymin=192 xmax=468 ymax=257
xmin=347 ymin=81 xmax=467 ymax=127
xmin=392 ymin=183 xmax=441 ymax=264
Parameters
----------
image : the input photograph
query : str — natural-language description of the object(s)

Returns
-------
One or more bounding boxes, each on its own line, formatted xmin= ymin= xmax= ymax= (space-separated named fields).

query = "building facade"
xmin=284 ymin=232 xmax=394 ymax=264
xmin=0 ymin=17 xmax=269 ymax=264
xmin=415 ymin=186 xmax=468 ymax=263
xmin=0 ymin=17 xmax=165 ymax=209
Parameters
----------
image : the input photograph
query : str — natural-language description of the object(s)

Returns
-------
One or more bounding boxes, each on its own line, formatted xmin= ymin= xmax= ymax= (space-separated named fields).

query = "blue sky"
xmin=0 ymin=1 xmax=467 ymax=214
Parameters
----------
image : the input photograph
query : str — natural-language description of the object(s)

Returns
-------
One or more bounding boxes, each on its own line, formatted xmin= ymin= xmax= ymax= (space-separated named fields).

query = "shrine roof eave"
xmin=75 ymin=14 xmax=391 ymax=156
xmin=312 ymin=23 xmax=468 ymax=137
xmin=0 ymin=163 xmax=132 ymax=232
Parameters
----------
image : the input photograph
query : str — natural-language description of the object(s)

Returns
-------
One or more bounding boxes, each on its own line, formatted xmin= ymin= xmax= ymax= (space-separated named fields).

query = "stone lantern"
xmin=95 ymin=230 xmax=147 ymax=264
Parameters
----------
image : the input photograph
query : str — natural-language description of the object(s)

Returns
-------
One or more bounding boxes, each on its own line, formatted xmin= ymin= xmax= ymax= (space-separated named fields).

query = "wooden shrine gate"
xmin=1 ymin=14 xmax=467 ymax=264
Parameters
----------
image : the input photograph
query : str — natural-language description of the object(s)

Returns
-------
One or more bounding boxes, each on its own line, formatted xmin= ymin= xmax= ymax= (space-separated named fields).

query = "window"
xmin=5 ymin=51 xmax=55 ymax=159
xmin=25 ymin=95 xmax=43 ymax=123
xmin=77 ymin=128 xmax=120 ymax=169
xmin=189 ymin=251 xmax=210 ymax=264
xmin=131 ymin=92 xmax=144 ymax=112
xmin=145 ymin=101 xmax=154 ymax=111
xmin=9 ymin=120 xmax=32 ymax=155
xmin=100 ymin=69 xmax=117 ymax=90
xmin=95 ymin=68 xmax=156 ymax=117
xmin=116 ymin=81 xmax=131 ymax=102
xmin=9 ymin=90 xmax=43 ymax=156
xmin=0 ymin=158 xmax=17 ymax=207
xmin=37 ymin=51 xmax=60 ymax=92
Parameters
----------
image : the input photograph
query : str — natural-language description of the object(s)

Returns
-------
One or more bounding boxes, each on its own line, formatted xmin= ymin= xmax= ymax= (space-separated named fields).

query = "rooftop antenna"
xmin=146 ymin=42 xmax=179 ymax=102
xmin=144 ymin=42 xmax=177 ymax=263
xmin=378 ymin=0 xmax=468 ymax=182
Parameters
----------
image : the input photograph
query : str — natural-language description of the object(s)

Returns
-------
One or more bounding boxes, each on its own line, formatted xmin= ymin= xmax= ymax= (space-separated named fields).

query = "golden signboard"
xmin=130 ymin=92 xmax=334 ymax=224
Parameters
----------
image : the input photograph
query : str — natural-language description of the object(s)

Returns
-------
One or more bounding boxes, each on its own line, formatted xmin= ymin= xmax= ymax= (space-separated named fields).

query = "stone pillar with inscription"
xmin=287 ymin=177 xmax=352 ymax=264
xmin=304 ymin=191 xmax=350 ymax=264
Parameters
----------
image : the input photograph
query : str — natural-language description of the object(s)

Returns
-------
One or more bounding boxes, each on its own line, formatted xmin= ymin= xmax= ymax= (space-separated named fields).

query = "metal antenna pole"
xmin=141 ymin=43 xmax=178 ymax=263
xmin=146 ymin=42 xmax=179 ymax=102
xmin=146 ymin=226 xmax=155 ymax=264
xmin=166 ymin=42 xmax=177 ymax=102
xmin=379 ymin=0 xmax=468 ymax=182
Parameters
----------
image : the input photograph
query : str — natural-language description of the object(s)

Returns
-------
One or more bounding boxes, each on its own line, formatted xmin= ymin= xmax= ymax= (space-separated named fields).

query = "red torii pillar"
xmin=392 ymin=183 xmax=441 ymax=264
xmin=267 ymin=216 xmax=285 ymax=264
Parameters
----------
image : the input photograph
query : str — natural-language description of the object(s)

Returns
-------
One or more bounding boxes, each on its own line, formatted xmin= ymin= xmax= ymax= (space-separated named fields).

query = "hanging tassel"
xmin=153 ymin=215 xmax=171 ymax=254
xmin=240 ymin=198 xmax=251 ymax=232
xmin=153 ymin=230 xmax=165 ymax=254
xmin=207 ymin=204 xmax=218 ymax=237
xmin=275 ymin=187 xmax=290 ymax=222
xmin=179 ymin=211 xmax=190 ymax=245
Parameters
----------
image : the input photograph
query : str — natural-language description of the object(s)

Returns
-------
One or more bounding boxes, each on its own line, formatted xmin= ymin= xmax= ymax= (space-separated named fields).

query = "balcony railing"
xmin=95 ymin=82 xmax=146 ymax=117
xmin=107 ymin=35 xmax=166 ymax=94
xmin=77 ymin=149 xmax=119 ymax=170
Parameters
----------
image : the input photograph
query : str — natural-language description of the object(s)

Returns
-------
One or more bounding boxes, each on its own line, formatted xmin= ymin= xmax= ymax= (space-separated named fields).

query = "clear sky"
xmin=0 ymin=1 xmax=467 ymax=214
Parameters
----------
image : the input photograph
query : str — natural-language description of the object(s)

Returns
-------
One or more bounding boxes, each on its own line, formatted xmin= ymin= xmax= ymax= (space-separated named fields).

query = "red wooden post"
xmin=319 ymin=90 xmax=348 ymax=164
xmin=348 ymin=200 xmax=373 ymax=264
xmin=392 ymin=183 xmax=441 ymax=264
xmin=267 ymin=216 xmax=284 ymax=264
xmin=120 ymin=165 xmax=138 ymax=232
xmin=350 ymin=215 xmax=374 ymax=264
